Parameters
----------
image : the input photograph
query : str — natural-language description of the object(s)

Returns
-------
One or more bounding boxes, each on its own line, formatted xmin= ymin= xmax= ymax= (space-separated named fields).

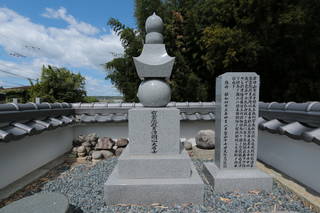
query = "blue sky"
xmin=0 ymin=0 xmax=135 ymax=96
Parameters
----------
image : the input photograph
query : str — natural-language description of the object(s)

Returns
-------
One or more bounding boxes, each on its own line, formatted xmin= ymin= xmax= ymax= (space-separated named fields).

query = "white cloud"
xmin=42 ymin=7 xmax=99 ymax=35
xmin=85 ymin=75 xmax=120 ymax=96
xmin=0 ymin=7 xmax=124 ymax=95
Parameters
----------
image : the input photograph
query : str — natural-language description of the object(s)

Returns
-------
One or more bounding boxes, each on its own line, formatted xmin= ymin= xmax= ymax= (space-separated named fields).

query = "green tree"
xmin=28 ymin=65 xmax=87 ymax=102
xmin=105 ymin=0 xmax=320 ymax=102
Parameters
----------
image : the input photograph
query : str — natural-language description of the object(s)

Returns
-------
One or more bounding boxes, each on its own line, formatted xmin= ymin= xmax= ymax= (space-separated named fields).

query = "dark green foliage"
xmin=28 ymin=65 xmax=87 ymax=102
xmin=105 ymin=0 xmax=320 ymax=102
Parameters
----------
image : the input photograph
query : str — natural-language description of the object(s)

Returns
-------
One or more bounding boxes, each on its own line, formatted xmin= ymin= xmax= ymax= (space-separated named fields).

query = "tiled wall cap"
xmin=176 ymin=102 xmax=189 ymax=107
xmin=167 ymin=102 xmax=176 ymax=107
xmin=36 ymin=103 xmax=51 ymax=110
xmin=107 ymin=103 xmax=121 ymax=108
xmin=202 ymin=102 xmax=215 ymax=107
xmin=28 ymin=102 xmax=38 ymax=109
xmin=8 ymin=103 xmax=19 ymax=110
xmin=18 ymin=103 xmax=37 ymax=111
xmin=259 ymin=102 xmax=269 ymax=110
xmin=286 ymin=102 xmax=310 ymax=111
xmin=121 ymin=103 xmax=134 ymax=108
xmin=61 ymin=103 xmax=71 ymax=108
xmin=188 ymin=102 xmax=202 ymax=107
xmin=269 ymin=102 xmax=286 ymax=110
xmin=93 ymin=103 xmax=108 ymax=108
xmin=306 ymin=101 xmax=320 ymax=112
xmin=0 ymin=104 xmax=19 ymax=112
xmin=267 ymin=102 xmax=277 ymax=110
xmin=284 ymin=102 xmax=295 ymax=110
xmin=42 ymin=102 xmax=52 ymax=109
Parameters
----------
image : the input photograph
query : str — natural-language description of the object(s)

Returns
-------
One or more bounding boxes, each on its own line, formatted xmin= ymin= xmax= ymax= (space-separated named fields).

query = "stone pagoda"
xmin=104 ymin=13 xmax=204 ymax=205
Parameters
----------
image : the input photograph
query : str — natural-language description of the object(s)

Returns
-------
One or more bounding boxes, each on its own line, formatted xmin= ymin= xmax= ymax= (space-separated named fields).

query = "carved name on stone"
xmin=215 ymin=72 xmax=259 ymax=169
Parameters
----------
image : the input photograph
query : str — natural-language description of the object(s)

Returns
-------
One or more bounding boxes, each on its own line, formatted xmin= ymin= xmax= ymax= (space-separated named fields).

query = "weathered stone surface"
xmin=92 ymin=151 xmax=102 ymax=160
xmin=196 ymin=130 xmax=215 ymax=149
xmin=112 ymin=145 xmax=118 ymax=150
xmin=116 ymin=138 xmax=129 ymax=147
xmin=115 ymin=148 xmax=124 ymax=156
xmin=100 ymin=150 xmax=114 ymax=159
xmin=86 ymin=133 xmax=98 ymax=142
xmin=0 ymin=192 xmax=70 ymax=213
xmin=77 ymin=135 xmax=86 ymax=143
xmin=82 ymin=142 xmax=91 ymax=147
xmin=95 ymin=137 xmax=115 ymax=150
xmin=85 ymin=147 xmax=91 ymax=153
xmin=77 ymin=146 xmax=86 ymax=153
xmin=184 ymin=141 xmax=192 ymax=150
xmin=72 ymin=147 xmax=78 ymax=153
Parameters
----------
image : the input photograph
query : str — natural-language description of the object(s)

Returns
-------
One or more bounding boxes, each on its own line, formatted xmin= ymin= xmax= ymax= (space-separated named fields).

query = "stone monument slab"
xmin=204 ymin=72 xmax=272 ymax=192
xmin=129 ymin=108 xmax=180 ymax=154
xmin=104 ymin=12 xmax=204 ymax=205
xmin=118 ymin=146 xmax=191 ymax=178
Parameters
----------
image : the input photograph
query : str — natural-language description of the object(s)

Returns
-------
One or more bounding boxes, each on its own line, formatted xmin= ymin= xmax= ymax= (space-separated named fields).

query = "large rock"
xmin=92 ymin=151 xmax=103 ymax=159
xmin=100 ymin=150 xmax=114 ymax=159
xmin=95 ymin=137 xmax=115 ymax=150
xmin=116 ymin=138 xmax=129 ymax=147
xmin=196 ymin=130 xmax=215 ymax=149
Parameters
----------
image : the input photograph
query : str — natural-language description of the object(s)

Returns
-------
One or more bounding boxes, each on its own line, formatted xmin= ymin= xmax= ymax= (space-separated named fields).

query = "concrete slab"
xmin=118 ymin=147 xmax=191 ymax=178
xmin=203 ymin=162 xmax=272 ymax=193
xmin=0 ymin=192 xmax=70 ymax=213
xmin=104 ymin=162 xmax=204 ymax=205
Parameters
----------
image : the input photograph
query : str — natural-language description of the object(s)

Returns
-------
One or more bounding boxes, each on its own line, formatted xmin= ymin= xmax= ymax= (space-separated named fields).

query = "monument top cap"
xmin=145 ymin=12 xmax=163 ymax=33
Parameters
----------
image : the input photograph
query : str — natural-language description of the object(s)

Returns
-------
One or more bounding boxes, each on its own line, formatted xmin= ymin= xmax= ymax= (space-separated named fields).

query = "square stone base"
xmin=203 ymin=162 xmax=273 ymax=193
xmin=118 ymin=147 xmax=191 ymax=178
xmin=104 ymin=163 xmax=204 ymax=205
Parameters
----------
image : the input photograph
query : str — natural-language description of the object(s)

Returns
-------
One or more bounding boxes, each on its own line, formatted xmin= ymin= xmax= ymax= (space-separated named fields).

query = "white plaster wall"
xmin=258 ymin=130 xmax=320 ymax=193
xmin=0 ymin=127 xmax=73 ymax=189
xmin=73 ymin=121 xmax=215 ymax=140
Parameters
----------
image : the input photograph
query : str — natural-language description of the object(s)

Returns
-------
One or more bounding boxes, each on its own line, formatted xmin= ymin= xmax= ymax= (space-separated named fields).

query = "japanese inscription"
xmin=215 ymin=73 xmax=259 ymax=169
xmin=150 ymin=111 xmax=158 ymax=153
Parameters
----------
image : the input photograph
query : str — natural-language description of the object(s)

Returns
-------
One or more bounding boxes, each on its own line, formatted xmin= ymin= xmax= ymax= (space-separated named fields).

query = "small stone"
xmin=196 ymin=130 xmax=215 ymax=149
xmin=90 ymin=141 xmax=97 ymax=146
xmin=77 ymin=146 xmax=86 ymax=153
xmin=72 ymin=147 xmax=78 ymax=153
xmin=92 ymin=151 xmax=103 ymax=159
xmin=100 ymin=150 xmax=114 ymax=159
xmin=95 ymin=137 xmax=115 ymax=150
xmin=77 ymin=152 xmax=86 ymax=157
xmin=82 ymin=142 xmax=91 ymax=147
xmin=77 ymin=135 xmax=86 ymax=143
xmin=86 ymin=133 xmax=98 ymax=142
xmin=115 ymin=148 xmax=124 ymax=156
xmin=86 ymin=155 xmax=92 ymax=161
xmin=116 ymin=138 xmax=129 ymax=147
xmin=184 ymin=141 xmax=192 ymax=150
xmin=85 ymin=147 xmax=91 ymax=153
xmin=113 ymin=145 xmax=118 ymax=150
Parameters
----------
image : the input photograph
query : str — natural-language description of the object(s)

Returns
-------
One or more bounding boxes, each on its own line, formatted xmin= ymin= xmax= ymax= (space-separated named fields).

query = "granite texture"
xmin=118 ymin=146 xmax=191 ymax=178
xmin=0 ymin=192 xmax=70 ymax=213
xmin=203 ymin=162 xmax=273 ymax=193
xmin=104 ymin=162 xmax=204 ymax=205
xmin=205 ymin=72 xmax=272 ymax=193
xmin=128 ymin=108 xmax=180 ymax=154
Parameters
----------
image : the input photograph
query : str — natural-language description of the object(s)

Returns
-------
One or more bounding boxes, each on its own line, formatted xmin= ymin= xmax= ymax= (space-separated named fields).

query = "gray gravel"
xmin=41 ymin=158 xmax=315 ymax=213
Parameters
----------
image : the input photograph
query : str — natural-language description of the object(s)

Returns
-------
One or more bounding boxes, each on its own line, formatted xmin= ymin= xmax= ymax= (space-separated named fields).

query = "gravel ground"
xmin=39 ymin=158 xmax=315 ymax=213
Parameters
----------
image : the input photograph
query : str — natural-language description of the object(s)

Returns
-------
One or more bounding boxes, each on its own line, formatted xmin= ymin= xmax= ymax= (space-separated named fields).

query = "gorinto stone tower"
xmin=104 ymin=13 xmax=204 ymax=205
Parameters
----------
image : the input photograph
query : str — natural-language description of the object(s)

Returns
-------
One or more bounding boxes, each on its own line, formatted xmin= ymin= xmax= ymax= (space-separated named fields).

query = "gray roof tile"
xmin=278 ymin=122 xmax=312 ymax=140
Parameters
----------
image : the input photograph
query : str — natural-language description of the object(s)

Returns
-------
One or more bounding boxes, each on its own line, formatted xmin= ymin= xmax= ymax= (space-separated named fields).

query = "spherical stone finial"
xmin=137 ymin=79 xmax=171 ymax=107
xmin=145 ymin=12 xmax=163 ymax=33
xmin=146 ymin=32 xmax=163 ymax=44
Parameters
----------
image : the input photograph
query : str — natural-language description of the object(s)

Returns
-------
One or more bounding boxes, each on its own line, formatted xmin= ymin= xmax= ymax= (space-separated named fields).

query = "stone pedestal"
xmin=104 ymin=108 xmax=204 ymax=205
xmin=204 ymin=72 xmax=272 ymax=193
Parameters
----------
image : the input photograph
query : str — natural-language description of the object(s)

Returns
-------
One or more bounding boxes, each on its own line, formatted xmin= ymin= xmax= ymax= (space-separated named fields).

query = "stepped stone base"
xmin=118 ymin=147 xmax=191 ymax=178
xmin=104 ymin=162 xmax=204 ymax=205
xmin=203 ymin=162 xmax=273 ymax=193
